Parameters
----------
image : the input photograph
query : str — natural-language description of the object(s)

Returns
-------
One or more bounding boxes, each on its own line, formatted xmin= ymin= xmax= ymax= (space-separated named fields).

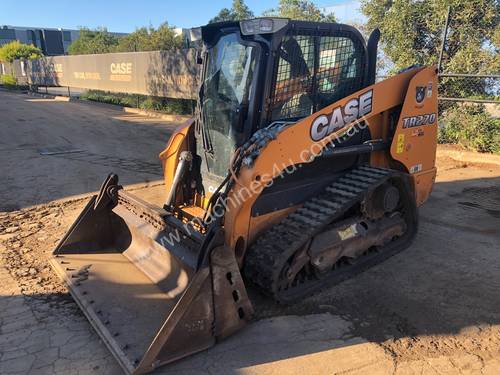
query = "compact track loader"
xmin=51 ymin=18 xmax=438 ymax=374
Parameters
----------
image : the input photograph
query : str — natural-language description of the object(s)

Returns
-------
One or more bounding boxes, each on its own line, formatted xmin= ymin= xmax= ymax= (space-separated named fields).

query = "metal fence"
xmin=437 ymin=6 xmax=499 ymax=112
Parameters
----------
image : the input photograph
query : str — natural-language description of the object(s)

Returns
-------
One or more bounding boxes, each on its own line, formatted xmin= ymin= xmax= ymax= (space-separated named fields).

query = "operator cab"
xmin=193 ymin=18 xmax=379 ymax=202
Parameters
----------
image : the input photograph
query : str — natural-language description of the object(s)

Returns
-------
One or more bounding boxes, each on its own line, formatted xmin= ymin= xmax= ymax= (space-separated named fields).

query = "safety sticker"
xmin=338 ymin=224 xmax=358 ymax=241
xmin=410 ymin=164 xmax=422 ymax=174
xmin=396 ymin=134 xmax=405 ymax=154
xmin=412 ymin=128 xmax=424 ymax=137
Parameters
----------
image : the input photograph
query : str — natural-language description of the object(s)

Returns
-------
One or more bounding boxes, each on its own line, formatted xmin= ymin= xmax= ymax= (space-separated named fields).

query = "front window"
xmin=200 ymin=33 xmax=257 ymax=178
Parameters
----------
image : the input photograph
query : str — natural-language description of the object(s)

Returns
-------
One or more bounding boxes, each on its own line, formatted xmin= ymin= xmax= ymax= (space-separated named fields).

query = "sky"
xmin=0 ymin=0 xmax=364 ymax=32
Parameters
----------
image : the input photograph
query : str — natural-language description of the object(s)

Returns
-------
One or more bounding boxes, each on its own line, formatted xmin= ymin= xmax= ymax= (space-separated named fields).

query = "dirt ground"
xmin=1 ymin=90 xmax=500 ymax=374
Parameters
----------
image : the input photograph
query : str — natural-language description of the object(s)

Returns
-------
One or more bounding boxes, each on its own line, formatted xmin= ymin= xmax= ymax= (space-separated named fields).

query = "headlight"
xmin=259 ymin=19 xmax=274 ymax=32
xmin=240 ymin=18 xmax=288 ymax=36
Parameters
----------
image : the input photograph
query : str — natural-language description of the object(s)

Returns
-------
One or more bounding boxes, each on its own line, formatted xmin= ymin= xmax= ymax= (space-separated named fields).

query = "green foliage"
xmin=81 ymin=90 xmax=194 ymax=115
xmin=321 ymin=13 xmax=338 ymax=23
xmin=361 ymin=0 xmax=499 ymax=74
xmin=233 ymin=0 xmax=255 ymax=20
xmin=68 ymin=27 xmax=119 ymax=55
xmin=0 ymin=41 xmax=42 ymax=63
xmin=210 ymin=0 xmax=255 ymax=23
xmin=439 ymin=104 xmax=500 ymax=154
xmin=70 ymin=23 xmax=182 ymax=54
xmin=81 ymin=90 xmax=134 ymax=106
xmin=115 ymin=23 xmax=182 ymax=52
xmin=0 ymin=74 xmax=17 ymax=88
xmin=263 ymin=0 xmax=336 ymax=22
xmin=439 ymin=75 xmax=499 ymax=102
xmin=211 ymin=9 xmax=233 ymax=23
xmin=139 ymin=97 xmax=193 ymax=114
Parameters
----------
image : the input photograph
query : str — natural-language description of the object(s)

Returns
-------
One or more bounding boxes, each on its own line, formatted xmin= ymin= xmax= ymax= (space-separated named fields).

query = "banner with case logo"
xmin=23 ymin=49 xmax=199 ymax=99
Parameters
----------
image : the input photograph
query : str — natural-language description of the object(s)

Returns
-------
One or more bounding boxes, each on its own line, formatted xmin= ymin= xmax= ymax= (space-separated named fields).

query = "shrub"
xmin=0 ymin=74 xmax=17 ymax=89
xmin=81 ymin=90 xmax=194 ymax=115
xmin=81 ymin=91 xmax=134 ymax=107
xmin=0 ymin=41 xmax=42 ymax=63
xmin=439 ymin=103 xmax=500 ymax=154
xmin=140 ymin=97 xmax=193 ymax=114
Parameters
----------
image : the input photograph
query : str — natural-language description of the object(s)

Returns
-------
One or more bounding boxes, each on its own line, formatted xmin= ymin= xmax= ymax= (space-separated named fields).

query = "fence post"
xmin=438 ymin=6 xmax=451 ymax=73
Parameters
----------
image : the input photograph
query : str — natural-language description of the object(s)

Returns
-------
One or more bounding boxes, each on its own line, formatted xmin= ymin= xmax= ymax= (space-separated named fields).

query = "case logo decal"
xmin=310 ymin=90 xmax=373 ymax=141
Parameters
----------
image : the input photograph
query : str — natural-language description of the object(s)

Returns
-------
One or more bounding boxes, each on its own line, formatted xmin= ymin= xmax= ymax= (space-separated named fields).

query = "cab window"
xmin=270 ymin=31 xmax=365 ymax=121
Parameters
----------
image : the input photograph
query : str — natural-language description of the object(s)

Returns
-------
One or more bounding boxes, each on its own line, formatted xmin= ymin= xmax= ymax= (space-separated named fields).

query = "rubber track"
xmin=244 ymin=165 xmax=392 ymax=302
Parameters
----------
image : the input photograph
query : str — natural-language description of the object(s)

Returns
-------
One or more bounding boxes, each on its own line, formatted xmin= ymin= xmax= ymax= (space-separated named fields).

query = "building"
xmin=0 ymin=25 xmax=126 ymax=56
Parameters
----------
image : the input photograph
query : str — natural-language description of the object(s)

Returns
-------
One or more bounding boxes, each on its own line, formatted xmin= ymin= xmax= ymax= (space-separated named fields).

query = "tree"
xmin=232 ymin=0 xmax=254 ymax=19
xmin=321 ymin=12 xmax=337 ymax=23
xmin=210 ymin=0 xmax=254 ymax=23
xmin=210 ymin=8 xmax=233 ymax=23
xmin=263 ymin=0 xmax=336 ymax=22
xmin=115 ymin=27 xmax=150 ymax=52
xmin=115 ymin=22 xmax=182 ymax=52
xmin=68 ymin=27 xmax=119 ymax=55
xmin=361 ymin=0 xmax=499 ymax=74
xmin=0 ymin=41 xmax=42 ymax=62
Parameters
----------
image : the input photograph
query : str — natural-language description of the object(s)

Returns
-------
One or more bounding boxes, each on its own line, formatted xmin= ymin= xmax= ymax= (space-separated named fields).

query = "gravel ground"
xmin=1 ymin=91 xmax=500 ymax=374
